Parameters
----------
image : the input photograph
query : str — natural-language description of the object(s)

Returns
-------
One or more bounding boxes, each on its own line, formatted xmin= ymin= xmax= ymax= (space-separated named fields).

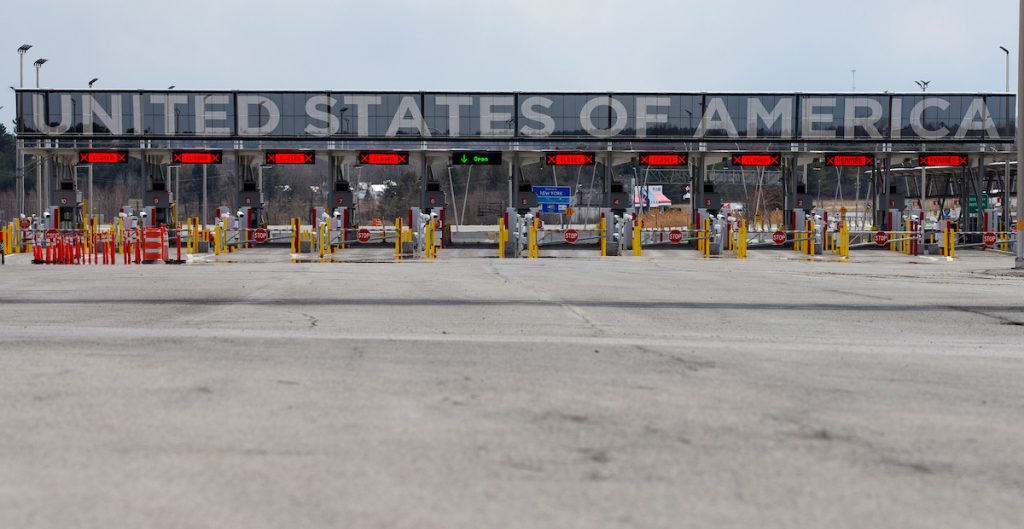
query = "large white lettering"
xmin=343 ymin=95 xmax=382 ymax=136
xmin=386 ymin=96 xmax=428 ymax=137
xmin=581 ymin=97 xmax=627 ymax=138
xmin=31 ymin=94 xmax=73 ymax=134
xmin=237 ymin=95 xmax=280 ymax=136
xmin=519 ymin=96 xmax=554 ymax=136
xmin=955 ymin=97 xmax=999 ymax=139
xmin=747 ymin=98 xmax=792 ymax=138
xmin=83 ymin=94 xmax=122 ymax=135
xmin=843 ymin=97 xmax=884 ymax=139
xmin=801 ymin=97 xmax=836 ymax=139
xmin=434 ymin=95 xmax=473 ymax=136
xmin=909 ymin=97 xmax=950 ymax=139
xmin=635 ymin=96 xmax=669 ymax=138
xmin=695 ymin=98 xmax=738 ymax=138
xmin=196 ymin=94 xmax=231 ymax=135
xmin=480 ymin=96 xmax=515 ymax=136
xmin=304 ymin=95 xmax=339 ymax=136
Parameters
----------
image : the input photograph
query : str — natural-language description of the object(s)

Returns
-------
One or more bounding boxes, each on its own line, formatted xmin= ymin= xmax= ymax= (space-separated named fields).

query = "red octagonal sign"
xmin=357 ymin=227 xmax=372 ymax=243
xmin=253 ymin=228 xmax=269 ymax=244
xmin=983 ymin=232 xmax=997 ymax=247
xmin=874 ymin=231 xmax=889 ymax=246
xmin=564 ymin=229 xmax=579 ymax=244
xmin=668 ymin=229 xmax=683 ymax=244
xmin=772 ymin=230 xmax=787 ymax=245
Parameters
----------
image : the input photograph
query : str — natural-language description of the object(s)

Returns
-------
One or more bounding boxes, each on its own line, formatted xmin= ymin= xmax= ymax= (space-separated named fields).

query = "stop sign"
xmin=668 ymin=229 xmax=683 ymax=244
xmin=45 ymin=229 xmax=59 ymax=242
xmin=253 ymin=228 xmax=269 ymax=244
xmin=874 ymin=231 xmax=889 ymax=246
xmin=772 ymin=230 xmax=787 ymax=245
xmin=983 ymin=232 xmax=997 ymax=247
xmin=356 ymin=227 xmax=372 ymax=243
xmin=19 ymin=218 xmax=30 ymax=230
xmin=564 ymin=229 xmax=579 ymax=244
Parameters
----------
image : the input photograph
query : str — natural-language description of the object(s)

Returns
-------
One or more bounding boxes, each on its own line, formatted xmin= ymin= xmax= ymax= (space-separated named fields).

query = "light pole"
xmin=1001 ymin=47 xmax=1012 ymax=230
xmin=915 ymin=80 xmax=930 ymax=92
xmin=33 ymin=58 xmax=47 ymax=88
xmin=89 ymin=78 xmax=98 ymax=88
xmin=17 ymin=44 xmax=31 ymax=88
xmin=202 ymin=164 xmax=209 ymax=227
xmin=1016 ymin=0 xmax=1024 ymax=268
xmin=1000 ymin=46 xmax=1010 ymax=92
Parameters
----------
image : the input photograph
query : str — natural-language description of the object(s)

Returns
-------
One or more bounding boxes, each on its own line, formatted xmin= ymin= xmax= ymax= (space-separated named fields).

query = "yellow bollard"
xmin=497 ymin=216 xmax=505 ymax=259
xmin=425 ymin=220 xmax=436 ymax=260
xmin=318 ymin=223 xmax=325 ymax=262
xmin=394 ymin=217 xmax=402 ymax=261
xmin=703 ymin=218 xmax=711 ymax=258
xmin=527 ymin=217 xmax=537 ymax=258
xmin=633 ymin=218 xmax=642 ymax=257
xmin=843 ymin=224 xmax=848 ymax=259
xmin=697 ymin=218 xmax=705 ymax=255
xmin=741 ymin=219 xmax=749 ymax=258
xmin=743 ymin=221 xmax=749 ymax=258
xmin=599 ymin=216 xmax=607 ymax=257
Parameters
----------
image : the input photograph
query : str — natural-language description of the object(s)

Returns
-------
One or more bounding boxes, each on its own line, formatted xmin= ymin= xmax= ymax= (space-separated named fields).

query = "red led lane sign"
xmin=919 ymin=154 xmax=968 ymax=167
xmin=78 ymin=150 xmax=128 ymax=164
xmin=639 ymin=152 xmax=688 ymax=166
xmin=731 ymin=153 xmax=781 ymax=167
xmin=825 ymin=154 xmax=875 ymax=167
xmin=545 ymin=152 xmax=595 ymax=166
xmin=359 ymin=151 xmax=409 ymax=165
xmin=266 ymin=151 xmax=315 ymax=165
xmin=172 ymin=150 xmax=223 ymax=165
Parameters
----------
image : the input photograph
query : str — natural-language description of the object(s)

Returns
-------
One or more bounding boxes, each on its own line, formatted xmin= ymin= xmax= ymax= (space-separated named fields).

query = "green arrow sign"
xmin=451 ymin=152 xmax=503 ymax=165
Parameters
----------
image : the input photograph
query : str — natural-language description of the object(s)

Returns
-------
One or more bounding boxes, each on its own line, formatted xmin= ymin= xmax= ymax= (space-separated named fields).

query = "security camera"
xmin=333 ymin=211 xmax=341 ymax=218
xmin=237 ymin=210 xmax=245 ymax=217
xmin=140 ymin=211 xmax=148 ymax=217
xmin=43 ymin=211 xmax=50 ymax=218
xmin=118 ymin=212 xmax=127 ymax=218
xmin=814 ymin=214 xmax=822 ymax=220
xmin=19 ymin=214 xmax=25 ymax=219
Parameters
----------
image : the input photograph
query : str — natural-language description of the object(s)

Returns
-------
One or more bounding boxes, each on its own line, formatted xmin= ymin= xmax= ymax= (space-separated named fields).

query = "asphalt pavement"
xmin=1 ymin=248 xmax=1022 ymax=529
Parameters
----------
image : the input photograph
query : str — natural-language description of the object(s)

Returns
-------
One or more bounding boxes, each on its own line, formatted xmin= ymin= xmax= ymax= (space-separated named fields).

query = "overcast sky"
xmin=1 ymin=0 xmax=1018 ymax=129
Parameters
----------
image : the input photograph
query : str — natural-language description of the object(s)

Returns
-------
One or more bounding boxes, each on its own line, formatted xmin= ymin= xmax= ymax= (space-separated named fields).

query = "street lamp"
xmin=1016 ymin=0 xmax=1024 ymax=269
xmin=914 ymin=80 xmax=930 ymax=92
xmin=33 ymin=58 xmax=47 ymax=88
xmin=167 ymin=85 xmax=175 ymax=90
xmin=17 ymin=44 xmax=31 ymax=88
xmin=89 ymin=78 xmax=98 ymax=88
xmin=999 ymin=46 xmax=1010 ymax=92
